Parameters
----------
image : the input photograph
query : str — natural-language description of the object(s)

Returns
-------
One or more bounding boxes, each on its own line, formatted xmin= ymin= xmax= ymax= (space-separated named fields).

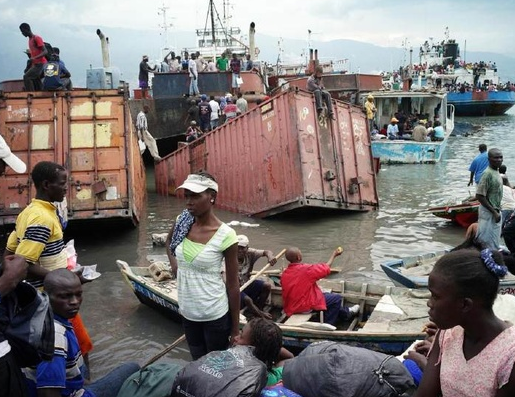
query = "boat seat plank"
xmin=284 ymin=313 xmax=314 ymax=326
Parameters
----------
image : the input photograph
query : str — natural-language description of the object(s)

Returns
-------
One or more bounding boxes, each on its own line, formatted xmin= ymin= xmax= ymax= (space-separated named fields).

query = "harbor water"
xmin=67 ymin=109 xmax=514 ymax=377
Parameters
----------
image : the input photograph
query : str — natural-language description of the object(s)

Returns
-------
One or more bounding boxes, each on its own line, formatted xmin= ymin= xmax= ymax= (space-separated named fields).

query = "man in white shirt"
xmin=189 ymin=54 xmax=199 ymax=96
xmin=209 ymin=96 xmax=220 ymax=130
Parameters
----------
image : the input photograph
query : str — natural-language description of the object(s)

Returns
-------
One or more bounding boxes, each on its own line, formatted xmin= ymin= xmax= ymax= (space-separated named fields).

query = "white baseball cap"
xmin=237 ymin=235 xmax=249 ymax=247
xmin=176 ymin=173 xmax=218 ymax=193
xmin=0 ymin=135 xmax=26 ymax=174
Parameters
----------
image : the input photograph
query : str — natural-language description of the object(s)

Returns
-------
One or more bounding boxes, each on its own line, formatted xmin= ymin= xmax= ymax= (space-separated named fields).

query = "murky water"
xmin=70 ymin=109 xmax=515 ymax=377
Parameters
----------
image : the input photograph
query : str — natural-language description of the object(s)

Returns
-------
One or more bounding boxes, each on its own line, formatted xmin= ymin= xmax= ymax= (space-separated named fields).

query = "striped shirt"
xmin=175 ymin=223 xmax=237 ymax=321
xmin=136 ymin=111 xmax=147 ymax=132
xmin=23 ymin=315 xmax=93 ymax=397
xmin=7 ymin=199 xmax=67 ymax=287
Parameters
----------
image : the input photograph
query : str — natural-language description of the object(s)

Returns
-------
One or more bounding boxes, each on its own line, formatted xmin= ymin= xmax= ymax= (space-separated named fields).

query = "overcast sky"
xmin=3 ymin=0 xmax=514 ymax=55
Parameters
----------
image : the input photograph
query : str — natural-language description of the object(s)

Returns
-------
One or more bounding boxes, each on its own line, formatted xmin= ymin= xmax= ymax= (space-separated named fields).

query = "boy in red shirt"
xmin=281 ymin=247 xmax=358 ymax=325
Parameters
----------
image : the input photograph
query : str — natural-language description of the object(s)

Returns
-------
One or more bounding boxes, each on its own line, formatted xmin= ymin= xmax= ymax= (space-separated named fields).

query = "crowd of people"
xmin=2 ymin=143 xmax=515 ymax=396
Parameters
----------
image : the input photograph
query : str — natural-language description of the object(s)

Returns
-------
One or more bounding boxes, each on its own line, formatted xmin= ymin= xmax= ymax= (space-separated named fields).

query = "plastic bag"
xmin=139 ymin=139 xmax=146 ymax=154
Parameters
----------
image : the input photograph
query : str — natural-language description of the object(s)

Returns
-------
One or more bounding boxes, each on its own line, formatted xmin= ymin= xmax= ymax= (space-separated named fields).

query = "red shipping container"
xmin=155 ymin=88 xmax=378 ymax=217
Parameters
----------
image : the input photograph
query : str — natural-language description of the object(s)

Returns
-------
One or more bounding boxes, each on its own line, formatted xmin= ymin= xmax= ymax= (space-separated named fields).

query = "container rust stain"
xmin=0 ymin=89 xmax=146 ymax=226
xmin=155 ymin=88 xmax=378 ymax=217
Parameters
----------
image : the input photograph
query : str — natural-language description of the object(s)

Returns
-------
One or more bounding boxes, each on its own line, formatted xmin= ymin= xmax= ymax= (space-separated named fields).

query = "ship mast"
xmin=158 ymin=3 xmax=174 ymax=57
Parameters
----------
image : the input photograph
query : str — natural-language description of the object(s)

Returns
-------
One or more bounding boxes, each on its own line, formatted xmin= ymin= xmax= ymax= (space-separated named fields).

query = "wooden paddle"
xmin=142 ymin=248 xmax=287 ymax=368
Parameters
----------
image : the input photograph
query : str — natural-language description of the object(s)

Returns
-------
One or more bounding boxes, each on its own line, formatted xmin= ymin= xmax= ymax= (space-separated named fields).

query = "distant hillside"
xmin=2 ymin=22 xmax=514 ymax=89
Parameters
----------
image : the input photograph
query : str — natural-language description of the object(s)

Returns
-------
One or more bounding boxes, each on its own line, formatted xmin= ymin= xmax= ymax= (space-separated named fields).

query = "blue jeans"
xmin=86 ymin=362 xmax=140 ymax=397
xmin=182 ymin=312 xmax=231 ymax=360
xmin=210 ymin=119 xmax=219 ymax=130
xmin=312 ymin=89 xmax=334 ymax=115
xmin=189 ymin=77 xmax=199 ymax=95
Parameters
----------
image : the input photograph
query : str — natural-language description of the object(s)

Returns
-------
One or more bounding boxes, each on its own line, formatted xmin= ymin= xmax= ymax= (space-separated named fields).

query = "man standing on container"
xmin=136 ymin=105 xmax=162 ymax=162
xmin=139 ymin=55 xmax=156 ymax=99
xmin=306 ymin=66 xmax=334 ymax=119
xmin=198 ymin=94 xmax=212 ymax=133
xmin=475 ymin=148 xmax=503 ymax=250
xmin=188 ymin=53 xmax=200 ymax=96
xmin=19 ymin=23 xmax=48 ymax=91
xmin=468 ymin=143 xmax=489 ymax=186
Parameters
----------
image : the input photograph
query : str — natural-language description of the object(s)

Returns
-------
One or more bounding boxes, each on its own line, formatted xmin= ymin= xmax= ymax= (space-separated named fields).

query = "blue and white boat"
xmin=368 ymin=90 xmax=455 ymax=164
xmin=409 ymin=29 xmax=515 ymax=117
xmin=446 ymin=91 xmax=515 ymax=117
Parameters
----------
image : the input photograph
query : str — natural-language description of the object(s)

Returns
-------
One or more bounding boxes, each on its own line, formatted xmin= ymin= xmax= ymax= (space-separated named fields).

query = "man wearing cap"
xmin=387 ymin=117 xmax=399 ymax=140
xmin=0 ymin=135 xmax=27 ymax=175
xmin=235 ymin=235 xmax=276 ymax=319
xmin=412 ymin=120 xmax=429 ymax=142
xmin=364 ymin=94 xmax=376 ymax=132
xmin=139 ymin=55 xmax=156 ymax=99
xmin=223 ymin=97 xmax=240 ymax=122
xmin=198 ymin=94 xmax=212 ymax=132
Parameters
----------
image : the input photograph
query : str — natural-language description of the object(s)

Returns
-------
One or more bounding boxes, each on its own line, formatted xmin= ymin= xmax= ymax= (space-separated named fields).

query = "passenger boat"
xmin=409 ymin=29 xmax=515 ymax=116
xmin=381 ymin=250 xmax=515 ymax=295
xmin=117 ymin=259 xmax=429 ymax=355
xmin=368 ymin=90 xmax=455 ymax=164
xmin=128 ymin=0 xmax=267 ymax=150
xmin=427 ymin=197 xmax=479 ymax=227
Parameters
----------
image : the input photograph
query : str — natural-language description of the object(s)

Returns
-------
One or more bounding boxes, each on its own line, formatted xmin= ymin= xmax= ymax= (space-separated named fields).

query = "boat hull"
xmin=447 ymin=91 xmax=515 ymax=117
xmin=381 ymin=251 xmax=515 ymax=295
xmin=371 ymin=139 xmax=448 ymax=164
xmin=427 ymin=201 xmax=479 ymax=228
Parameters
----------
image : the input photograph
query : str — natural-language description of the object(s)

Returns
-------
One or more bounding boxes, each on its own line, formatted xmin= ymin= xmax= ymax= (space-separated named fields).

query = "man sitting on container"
xmin=43 ymin=48 xmax=72 ymax=91
xmin=306 ymin=66 xmax=335 ymax=120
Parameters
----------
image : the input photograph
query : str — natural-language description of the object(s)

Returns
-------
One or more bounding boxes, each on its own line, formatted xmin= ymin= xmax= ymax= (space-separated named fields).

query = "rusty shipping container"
xmin=155 ymin=88 xmax=378 ymax=217
xmin=0 ymin=88 xmax=146 ymax=226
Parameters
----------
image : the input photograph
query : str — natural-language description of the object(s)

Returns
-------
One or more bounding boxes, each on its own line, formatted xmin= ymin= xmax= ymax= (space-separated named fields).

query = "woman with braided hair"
xmin=233 ymin=318 xmax=294 ymax=386
xmin=415 ymin=247 xmax=515 ymax=396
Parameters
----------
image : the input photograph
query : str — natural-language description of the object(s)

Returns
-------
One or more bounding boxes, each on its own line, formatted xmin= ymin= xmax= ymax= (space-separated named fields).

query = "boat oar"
xmin=142 ymin=248 xmax=287 ymax=368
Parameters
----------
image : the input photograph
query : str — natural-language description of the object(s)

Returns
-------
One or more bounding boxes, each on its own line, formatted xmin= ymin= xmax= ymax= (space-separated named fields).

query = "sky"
xmin=2 ymin=0 xmax=515 ymax=55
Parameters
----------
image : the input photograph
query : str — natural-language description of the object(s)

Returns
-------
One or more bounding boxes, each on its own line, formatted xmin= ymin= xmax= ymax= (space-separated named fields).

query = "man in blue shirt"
xmin=43 ymin=48 xmax=72 ymax=91
xmin=468 ymin=143 xmax=489 ymax=186
xmin=23 ymin=269 xmax=139 ymax=397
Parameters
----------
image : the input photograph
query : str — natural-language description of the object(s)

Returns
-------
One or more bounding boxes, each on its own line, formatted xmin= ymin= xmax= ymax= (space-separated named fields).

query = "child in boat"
xmin=233 ymin=318 xmax=294 ymax=387
xmin=281 ymin=247 xmax=359 ymax=326
xmin=414 ymin=247 xmax=515 ymax=396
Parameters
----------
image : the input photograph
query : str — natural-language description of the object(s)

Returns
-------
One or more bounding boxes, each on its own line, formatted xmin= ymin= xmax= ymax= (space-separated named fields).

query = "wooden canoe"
xmin=427 ymin=198 xmax=479 ymax=228
xmin=117 ymin=259 xmax=428 ymax=355
xmin=380 ymin=250 xmax=515 ymax=295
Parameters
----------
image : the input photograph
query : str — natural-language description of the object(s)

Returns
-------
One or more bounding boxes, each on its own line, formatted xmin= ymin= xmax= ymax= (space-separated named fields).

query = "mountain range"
xmin=1 ymin=22 xmax=514 ymax=90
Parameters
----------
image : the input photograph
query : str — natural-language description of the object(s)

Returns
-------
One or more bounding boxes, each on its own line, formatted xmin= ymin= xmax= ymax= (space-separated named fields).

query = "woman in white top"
xmin=166 ymin=172 xmax=240 ymax=359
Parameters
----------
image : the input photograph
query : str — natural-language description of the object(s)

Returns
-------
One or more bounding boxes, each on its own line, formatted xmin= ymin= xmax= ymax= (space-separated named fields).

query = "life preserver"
xmin=254 ymin=47 xmax=260 ymax=56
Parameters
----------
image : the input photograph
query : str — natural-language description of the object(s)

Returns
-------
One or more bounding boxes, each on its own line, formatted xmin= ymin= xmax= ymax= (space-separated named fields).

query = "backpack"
xmin=171 ymin=345 xmax=267 ymax=397
xmin=116 ymin=363 xmax=184 ymax=397
xmin=0 ymin=281 xmax=55 ymax=367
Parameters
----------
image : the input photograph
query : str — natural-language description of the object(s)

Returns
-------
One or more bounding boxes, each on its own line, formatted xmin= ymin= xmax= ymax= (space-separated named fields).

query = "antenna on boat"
xmin=158 ymin=3 xmax=175 ymax=56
